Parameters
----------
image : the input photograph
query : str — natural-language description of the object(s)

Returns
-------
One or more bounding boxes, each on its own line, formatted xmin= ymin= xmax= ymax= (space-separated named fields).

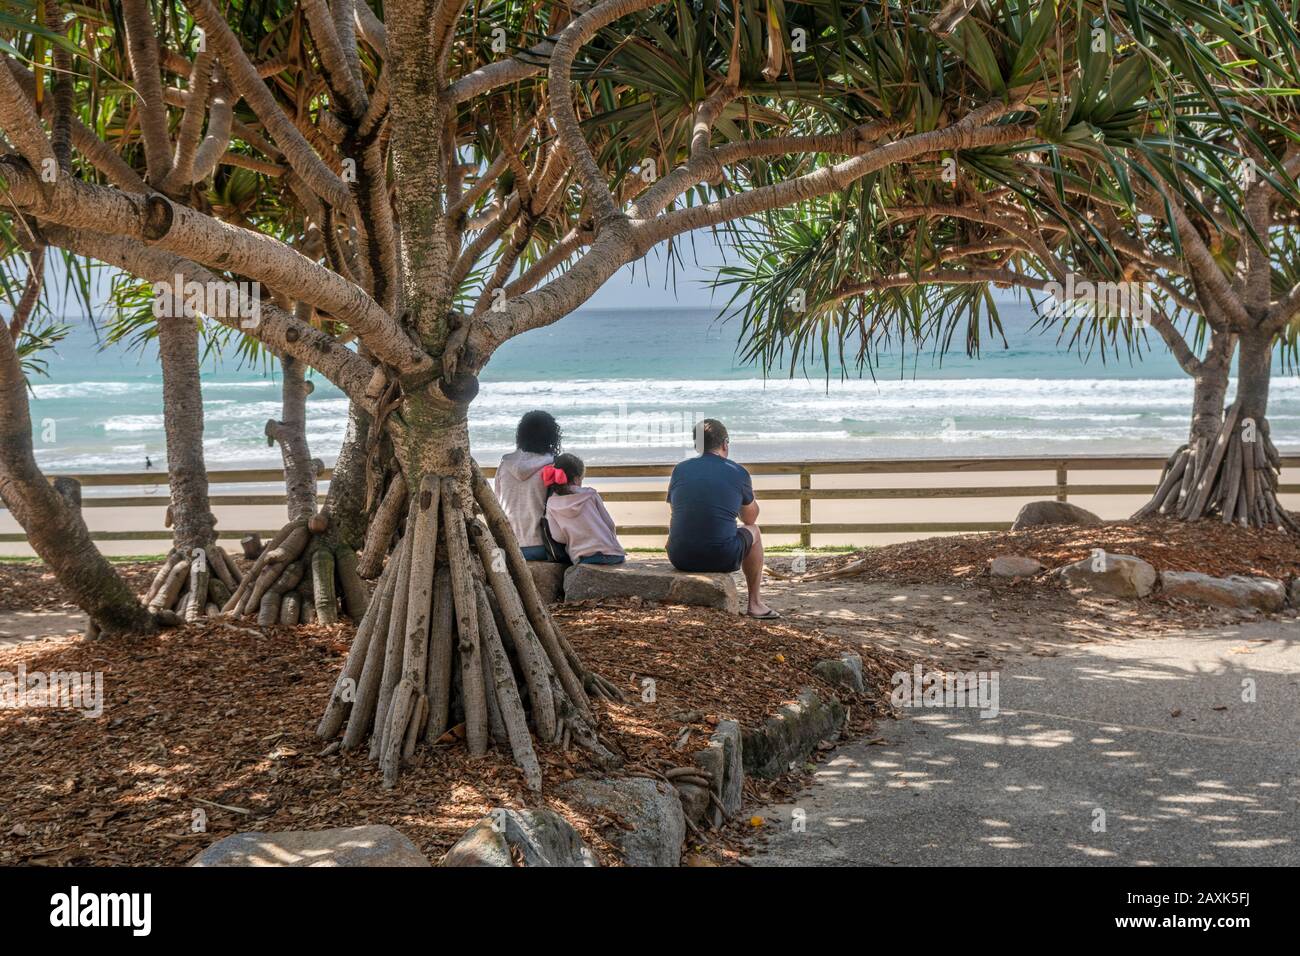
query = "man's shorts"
xmin=667 ymin=527 xmax=753 ymax=573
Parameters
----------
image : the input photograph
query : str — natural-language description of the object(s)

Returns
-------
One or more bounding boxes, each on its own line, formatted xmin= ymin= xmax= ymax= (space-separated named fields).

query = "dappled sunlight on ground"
xmin=749 ymin=625 xmax=1300 ymax=866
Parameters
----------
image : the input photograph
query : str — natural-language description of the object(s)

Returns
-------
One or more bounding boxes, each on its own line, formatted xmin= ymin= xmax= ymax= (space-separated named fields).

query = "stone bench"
xmin=562 ymin=563 xmax=739 ymax=613
xmin=527 ymin=562 xmax=567 ymax=604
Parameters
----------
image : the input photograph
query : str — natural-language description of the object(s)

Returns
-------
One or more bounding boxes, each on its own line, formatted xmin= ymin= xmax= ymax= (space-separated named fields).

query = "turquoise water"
xmin=25 ymin=302 xmax=1299 ymax=472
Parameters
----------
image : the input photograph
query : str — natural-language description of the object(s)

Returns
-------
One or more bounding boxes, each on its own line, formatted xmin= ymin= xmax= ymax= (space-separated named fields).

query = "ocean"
xmin=26 ymin=302 xmax=1300 ymax=473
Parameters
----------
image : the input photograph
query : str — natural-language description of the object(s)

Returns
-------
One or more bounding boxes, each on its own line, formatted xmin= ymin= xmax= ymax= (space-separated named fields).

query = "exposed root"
xmin=317 ymin=468 xmax=617 ymax=788
xmin=144 ymin=543 xmax=242 ymax=626
xmin=357 ymin=476 xmax=407 ymax=579
xmin=215 ymin=513 xmax=372 ymax=626
xmin=1134 ymin=405 xmax=1297 ymax=531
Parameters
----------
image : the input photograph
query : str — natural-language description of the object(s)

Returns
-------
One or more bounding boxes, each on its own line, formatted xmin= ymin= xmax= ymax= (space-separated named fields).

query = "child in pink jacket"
xmin=543 ymin=454 xmax=626 ymax=565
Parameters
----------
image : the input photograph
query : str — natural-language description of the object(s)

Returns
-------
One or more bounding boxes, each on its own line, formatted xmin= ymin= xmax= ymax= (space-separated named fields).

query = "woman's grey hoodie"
xmin=545 ymin=486 xmax=625 ymax=561
xmin=494 ymin=450 xmax=553 ymax=547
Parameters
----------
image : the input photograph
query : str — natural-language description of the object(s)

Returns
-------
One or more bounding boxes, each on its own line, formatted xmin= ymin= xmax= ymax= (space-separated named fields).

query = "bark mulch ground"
xmin=0 ymin=601 xmax=905 ymax=866
xmin=557 ymin=599 xmax=911 ymax=860
xmin=0 ymin=562 xmax=157 ymax=612
xmin=788 ymin=518 xmax=1300 ymax=586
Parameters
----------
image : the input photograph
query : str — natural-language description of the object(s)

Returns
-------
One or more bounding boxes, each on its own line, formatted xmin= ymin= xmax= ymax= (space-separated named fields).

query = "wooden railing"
xmin=3 ymin=454 xmax=1298 ymax=549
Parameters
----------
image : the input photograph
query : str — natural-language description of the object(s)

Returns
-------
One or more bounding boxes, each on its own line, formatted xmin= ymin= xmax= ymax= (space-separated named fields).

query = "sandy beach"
xmin=4 ymin=460 xmax=1296 ymax=557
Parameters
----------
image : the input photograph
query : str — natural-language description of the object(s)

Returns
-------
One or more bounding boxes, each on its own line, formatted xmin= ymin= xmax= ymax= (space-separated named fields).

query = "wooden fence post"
xmin=799 ymin=470 xmax=812 ymax=549
xmin=1055 ymin=465 xmax=1068 ymax=502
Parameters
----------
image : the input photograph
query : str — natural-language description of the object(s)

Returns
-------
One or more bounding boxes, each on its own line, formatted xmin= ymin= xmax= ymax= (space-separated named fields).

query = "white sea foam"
xmin=102 ymin=415 xmax=165 ymax=433
xmin=26 ymin=373 xmax=1300 ymax=471
xmin=31 ymin=381 xmax=154 ymax=400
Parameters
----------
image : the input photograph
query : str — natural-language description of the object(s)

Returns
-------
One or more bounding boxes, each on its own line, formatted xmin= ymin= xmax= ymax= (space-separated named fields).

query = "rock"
xmin=1058 ymin=552 xmax=1157 ymax=598
xmin=440 ymin=821 xmax=511 ymax=867
xmin=742 ymin=687 xmax=846 ymax=779
xmin=1011 ymin=500 xmax=1103 ymax=531
xmin=555 ymin=777 xmax=686 ymax=866
xmin=1160 ymin=572 xmax=1286 ymax=612
xmin=442 ymin=808 xmax=597 ymax=867
xmin=692 ymin=719 xmax=744 ymax=826
xmin=813 ymin=653 xmax=866 ymax=694
xmin=1288 ymin=578 xmax=1300 ymax=608
xmin=189 ymin=825 xmax=429 ymax=867
xmin=673 ymin=782 xmax=711 ymax=825
xmin=989 ymin=555 xmax=1045 ymax=578
xmin=527 ymin=562 xmax=567 ymax=604
xmin=711 ymin=719 xmax=745 ymax=820
xmin=564 ymin=563 xmax=739 ymax=613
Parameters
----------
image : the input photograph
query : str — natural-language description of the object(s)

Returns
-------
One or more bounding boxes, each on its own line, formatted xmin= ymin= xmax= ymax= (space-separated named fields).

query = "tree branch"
xmin=7 ymin=244 xmax=43 ymax=337
xmin=40 ymin=223 xmax=376 ymax=404
xmin=302 ymin=0 xmax=369 ymax=120
xmin=121 ymin=0 xmax=173 ymax=184
xmin=643 ymin=108 xmax=1032 ymax=245
xmin=548 ymin=0 xmax=662 ymax=225
xmin=448 ymin=3 xmax=596 ymax=104
xmin=159 ymin=47 xmax=216 ymax=193
xmin=184 ymin=0 xmax=352 ymax=210
xmin=0 ymin=159 xmax=427 ymax=375
xmin=0 ymin=58 xmax=54 ymax=170
xmin=1133 ymin=158 xmax=1252 ymax=331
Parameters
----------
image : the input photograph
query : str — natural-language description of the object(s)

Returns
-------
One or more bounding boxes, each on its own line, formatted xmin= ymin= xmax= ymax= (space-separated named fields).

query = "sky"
xmin=582 ymin=233 xmax=734 ymax=309
xmin=34 ymin=224 xmax=1019 ymax=321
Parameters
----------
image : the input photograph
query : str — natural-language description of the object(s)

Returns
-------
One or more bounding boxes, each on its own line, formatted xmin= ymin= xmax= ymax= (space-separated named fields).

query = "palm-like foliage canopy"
xmin=712 ymin=0 xmax=1300 ymax=376
xmin=0 ymin=0 xmax=1290 ymax=397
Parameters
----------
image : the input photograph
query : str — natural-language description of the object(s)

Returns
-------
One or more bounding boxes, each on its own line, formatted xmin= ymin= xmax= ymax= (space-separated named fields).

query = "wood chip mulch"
xmin=557 ymin=599 xmax=913 ymax=862
xmin=793 ymin=517 xmax=1300 ymax=586
xmin=0 ymin=562 xmax=158 ymax=612
xmin=0 ymin=599 xmax=908 ymax=866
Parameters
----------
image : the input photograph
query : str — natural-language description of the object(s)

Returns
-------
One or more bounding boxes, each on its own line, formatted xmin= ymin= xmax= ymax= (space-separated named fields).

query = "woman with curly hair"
xmin=494 ymin=410 xmax=562 ymax=560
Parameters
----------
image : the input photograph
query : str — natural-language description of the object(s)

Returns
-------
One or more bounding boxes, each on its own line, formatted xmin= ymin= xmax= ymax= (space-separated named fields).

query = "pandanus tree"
xmin=1113 ymin=0 xmax=1300 ymax=528
xmin=719 ymin=0 xmax=1300 ymax=529
xmin=1043 ymin=133 xmax=1300 ymax=528
xmin=0 ymin=0 xmax=1180 ymax=784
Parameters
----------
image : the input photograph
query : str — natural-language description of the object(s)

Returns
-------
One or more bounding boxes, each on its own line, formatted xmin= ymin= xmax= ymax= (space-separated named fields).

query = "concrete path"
xmin=748 ymin=622 xmax=1300 ymax=866
xmin=0 ymin=609 xmax=86 ymax=649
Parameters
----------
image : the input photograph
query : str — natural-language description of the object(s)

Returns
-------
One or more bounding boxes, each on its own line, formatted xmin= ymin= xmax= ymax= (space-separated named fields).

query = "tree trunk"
xmin=157 ymin=312 xmax=216 ymax=549
xmin=1234 ymin=329 xmax=1273 ymax=428
xmin=147 ymin=311 xmax=224 ymax=622
xmin=1144 ymin=328 xmax=1294 ymax=529
xmin=233 ymin=348 xmax=382 ymax=627
xmin=1134 ymin=329 xmax=1237 ymax=520
xmin=0 ymin=325 xmax=155 ymax=636
xmin=315 ymin=2 xmax=617 ymax=786
xmin=265 ymin=352 xmax=319 ymax=523
xmin=324 ymin=400 xmax=373 ymax=552
xmin=1188 ymin=331 xmax=1235 ymax=454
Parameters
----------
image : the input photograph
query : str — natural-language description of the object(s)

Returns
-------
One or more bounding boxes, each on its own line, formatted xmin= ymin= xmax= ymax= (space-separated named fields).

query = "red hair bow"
xmin=542 ymin=465 xmax=568 ymax=487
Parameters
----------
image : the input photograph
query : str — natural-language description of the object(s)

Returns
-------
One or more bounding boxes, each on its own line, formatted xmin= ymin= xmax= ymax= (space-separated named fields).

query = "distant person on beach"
xmin=543 ymin=454 xmax=625 ymax=566
xmin=145 ymin=455 xmax=153 ymax=470
xmin=495 ymin=410 xmax=562 ymax=560
xmin=666 ymin=419 xmax=777 ymax=619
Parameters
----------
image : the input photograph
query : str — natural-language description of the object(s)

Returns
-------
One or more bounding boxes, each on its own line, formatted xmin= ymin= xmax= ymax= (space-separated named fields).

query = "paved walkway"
xmin=748 ymin=622 xmax=1300 ymax=866
xmin=0 ymin=609 xmax=86 ymax=649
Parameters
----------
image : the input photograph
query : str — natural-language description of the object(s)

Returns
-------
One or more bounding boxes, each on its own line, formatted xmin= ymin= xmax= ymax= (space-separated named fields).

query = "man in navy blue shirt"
xmin=666 ymin=419 xmax=777 ymax=618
